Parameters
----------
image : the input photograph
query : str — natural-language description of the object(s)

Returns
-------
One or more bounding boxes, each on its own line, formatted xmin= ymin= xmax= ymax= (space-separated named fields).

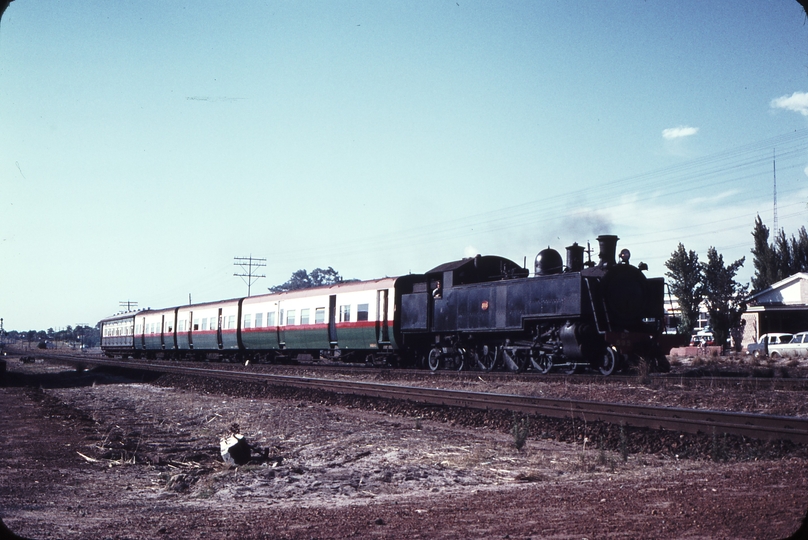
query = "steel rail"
xmin=40 ymin=354 xmax=808 ymax=445
xmin=12 ymin=348 xmax=808 ymax=389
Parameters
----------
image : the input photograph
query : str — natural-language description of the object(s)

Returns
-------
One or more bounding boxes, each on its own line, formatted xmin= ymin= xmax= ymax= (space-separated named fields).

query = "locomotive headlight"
xmin=619 ymin=249 xmax=631 ymax=264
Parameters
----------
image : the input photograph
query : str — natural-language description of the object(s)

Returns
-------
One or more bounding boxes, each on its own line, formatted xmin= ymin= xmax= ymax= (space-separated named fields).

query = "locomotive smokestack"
xmin=565 ymin=242 xmax=585 ymax=272
xmin=596 ymin=235 xmax=619 ymax=268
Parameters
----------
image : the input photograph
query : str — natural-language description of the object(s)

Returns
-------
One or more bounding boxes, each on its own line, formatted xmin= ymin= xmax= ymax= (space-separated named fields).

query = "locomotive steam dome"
xmin=535 ymin=247 xmax=563 ymax=275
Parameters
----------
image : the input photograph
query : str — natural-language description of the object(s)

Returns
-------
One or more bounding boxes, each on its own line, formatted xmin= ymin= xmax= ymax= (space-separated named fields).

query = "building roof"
xmin=748 ymin=272 xmax=808 ymax=306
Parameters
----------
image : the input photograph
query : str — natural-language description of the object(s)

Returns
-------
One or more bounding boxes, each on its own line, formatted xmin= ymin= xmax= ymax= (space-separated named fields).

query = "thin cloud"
xmin=688 ymin=189 xmax=740 ymax=205
xmin=186 ymin=96 xmax=245 ymax=103
xmin=770 ymin=91 xmax=808 ymax=116
xmin=662 ymin=126 xmax=699 ymax=140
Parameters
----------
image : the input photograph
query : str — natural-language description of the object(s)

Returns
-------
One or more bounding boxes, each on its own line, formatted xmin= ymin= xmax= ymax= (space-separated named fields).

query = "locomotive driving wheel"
xmin=450 ymin=348 xmax=466 ymax=371
xmin=478 ymin=345 xmax=497 ymax=372
xmin=501 ymin=348 xmax=528 ymax=372
xmin=530 ymin=350 xmax=552 ymax=374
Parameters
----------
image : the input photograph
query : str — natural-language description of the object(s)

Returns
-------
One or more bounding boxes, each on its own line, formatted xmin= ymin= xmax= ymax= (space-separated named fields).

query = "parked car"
xmin=690 ymin=331 xmax=714 ymax=347
xmin=774 ymin=332 xmax=808 ymax=358
xmin=746 ymin=333 xmax=794 ymax=358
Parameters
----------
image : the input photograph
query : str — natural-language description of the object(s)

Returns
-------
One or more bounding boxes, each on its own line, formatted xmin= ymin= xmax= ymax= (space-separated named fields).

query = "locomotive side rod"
xmin=45 ymin=354 xmax=808 ymax=445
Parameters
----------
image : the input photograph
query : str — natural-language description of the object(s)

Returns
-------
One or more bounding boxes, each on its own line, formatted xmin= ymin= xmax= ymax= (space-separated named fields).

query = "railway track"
xmin=19 ymin=348 xmax=808 ymax=390
xmin=27 ymin=352 xmax=808 ymax=445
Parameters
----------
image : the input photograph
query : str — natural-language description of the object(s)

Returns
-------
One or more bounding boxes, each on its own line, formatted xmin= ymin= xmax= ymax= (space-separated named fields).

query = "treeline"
xmin=665 ymin=245 xmax=747 ymax=349
xmin=268 ymin=267 xmax=354 ymax=293
xmin=665 ymin=216 xmax=808 ymax=349
xmin=2 ymin=325 xmax=100 ymax=349
xmin=751 ymin=215 xmax=808 ymax=293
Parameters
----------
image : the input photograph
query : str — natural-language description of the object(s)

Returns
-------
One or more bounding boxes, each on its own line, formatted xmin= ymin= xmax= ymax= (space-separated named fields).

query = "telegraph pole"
xmin=119 ymin=301 xmax=138 ymax=311
xmin=234 ymin=255 xmax=266 ymax=297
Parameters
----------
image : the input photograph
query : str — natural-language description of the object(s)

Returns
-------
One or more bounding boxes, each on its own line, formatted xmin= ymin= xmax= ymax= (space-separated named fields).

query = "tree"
xmin=773 ymin=229 xmax=793 ymax=282
xmin=750 ymin=215 xmax=777 ymax=293
xmin=701 ymin=247 xmax=748 ymax=350
xmin=269 ymin=267 xmax=350 ymax=293
xmin=750 ymin=217 xmax=808 ymax=293
xmin=309 ymin=267 xmax=344 ymax=287
xmin=792 ymin=226 xmax=808 ymax=274
xmin=664 ymin=243 xmax=703 ymax=334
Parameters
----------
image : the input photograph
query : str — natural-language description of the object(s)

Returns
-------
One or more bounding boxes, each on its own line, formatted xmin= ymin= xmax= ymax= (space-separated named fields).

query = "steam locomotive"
xmin=100 ymin=235 xmax=673 ymax=375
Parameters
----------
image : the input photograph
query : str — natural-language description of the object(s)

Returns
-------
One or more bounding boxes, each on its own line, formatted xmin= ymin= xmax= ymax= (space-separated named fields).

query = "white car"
xmin=746 ymin=333 xmax=793 ymax=358
xmin=773 ymin=332 xmax=808 ymax=358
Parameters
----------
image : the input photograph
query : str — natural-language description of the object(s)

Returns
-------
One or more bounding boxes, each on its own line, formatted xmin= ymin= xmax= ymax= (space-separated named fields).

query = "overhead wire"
xmin=266 ymin=128 xmax=808 ymax=266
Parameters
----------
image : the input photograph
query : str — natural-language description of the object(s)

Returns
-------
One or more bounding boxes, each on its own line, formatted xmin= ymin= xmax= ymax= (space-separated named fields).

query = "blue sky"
xmin=1 ymin=1 xmax=807 ymax=330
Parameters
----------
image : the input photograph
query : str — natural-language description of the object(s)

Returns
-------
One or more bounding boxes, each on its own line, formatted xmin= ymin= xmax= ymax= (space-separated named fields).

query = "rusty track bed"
xmin=38 ymin=353 xmax=808 ymax=445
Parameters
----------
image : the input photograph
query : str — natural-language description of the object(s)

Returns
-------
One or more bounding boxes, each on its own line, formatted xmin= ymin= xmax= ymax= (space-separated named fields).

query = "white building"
xmin=742 ymin=273 xmax=808 ymax=347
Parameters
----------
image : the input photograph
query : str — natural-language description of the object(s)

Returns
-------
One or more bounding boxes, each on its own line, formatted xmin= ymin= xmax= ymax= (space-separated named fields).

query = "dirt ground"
xmin=1 ymin=356 xmax=807 ymax=539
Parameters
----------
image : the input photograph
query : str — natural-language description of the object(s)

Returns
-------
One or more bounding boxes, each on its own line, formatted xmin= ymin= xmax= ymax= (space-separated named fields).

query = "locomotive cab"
xmin=399 ymin=255 xmax=530 ymax=333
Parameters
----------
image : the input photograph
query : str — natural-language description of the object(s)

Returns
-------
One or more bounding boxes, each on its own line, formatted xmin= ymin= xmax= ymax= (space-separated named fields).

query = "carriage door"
xmin=277 ymin=304 xmax=286 ymax=347
xmin=328 ymin=295 xmax=338 ymax=346
xmin=140 ymin=316 xmax=146 ymax=349
xmin=188 ymin=311 xmax=194 ymax=349
xmin=160 ymin=315 xmax=166 ymax=349
xmin=216 ymin=308 xmax=223 ymax=350
xmin=376 ymin=289 xmax=389 ymax=344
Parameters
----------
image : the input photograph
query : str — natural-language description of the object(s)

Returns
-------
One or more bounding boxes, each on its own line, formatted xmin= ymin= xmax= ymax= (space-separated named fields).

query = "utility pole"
xmin=234 ymin=255 xmax=266 ymax=297
xmin=119 ymin=300 xmax=138 ymax=311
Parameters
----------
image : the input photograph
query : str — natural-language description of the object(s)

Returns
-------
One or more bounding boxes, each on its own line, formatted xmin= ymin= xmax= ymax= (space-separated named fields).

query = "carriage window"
xmin=267 ymin=312 xmax=275 ymax=326
xmin=287 ymin=310 xmax=296 ymax=325
xmin=243 ymin=314 xmax=252 ymax=329
xmin=339 ymin=305 xmax=351 ymax=322
xmin=255 ymin=313 xmax=263 ymax=327
xmin=178 ymin=320 xmax=185 ymax=332
xmin=300 ymin=308 xmax=310 ymax=325
xmin=193 ymin=323 xmax=199 ymax=331
xmin=227 ymin=315 xmax=235 ymax=329
xmin=315 ymin=307 xmax=325 ymax=324
xmin=357 ymin=304 xmax=369 ymax=322
xmin=201 ymin=318 xmax=207 ymax=330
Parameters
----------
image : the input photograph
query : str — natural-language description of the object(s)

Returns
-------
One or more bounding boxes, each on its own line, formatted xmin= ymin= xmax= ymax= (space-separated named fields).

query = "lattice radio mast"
xmin=773 ymin=149 xmax=779 ymax=234
xmin=234 ymin=255 xmax=266 ymax=297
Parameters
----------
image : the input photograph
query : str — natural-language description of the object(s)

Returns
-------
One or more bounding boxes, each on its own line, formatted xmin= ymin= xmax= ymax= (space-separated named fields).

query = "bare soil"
xmin=1 ymin=355 xmax=807 ymax=539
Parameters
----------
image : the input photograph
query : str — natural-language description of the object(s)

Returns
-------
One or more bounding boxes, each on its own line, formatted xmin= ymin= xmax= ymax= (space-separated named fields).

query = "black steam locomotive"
xmin=397 ymin=234 xmax=671 ymax=375
xmin=101 ymin=235 xmax=673 ymax=375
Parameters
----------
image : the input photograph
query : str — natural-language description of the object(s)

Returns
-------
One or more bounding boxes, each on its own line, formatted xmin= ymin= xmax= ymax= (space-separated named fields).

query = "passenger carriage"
xmin=100 ymin=277 xmax=401 ymax=363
